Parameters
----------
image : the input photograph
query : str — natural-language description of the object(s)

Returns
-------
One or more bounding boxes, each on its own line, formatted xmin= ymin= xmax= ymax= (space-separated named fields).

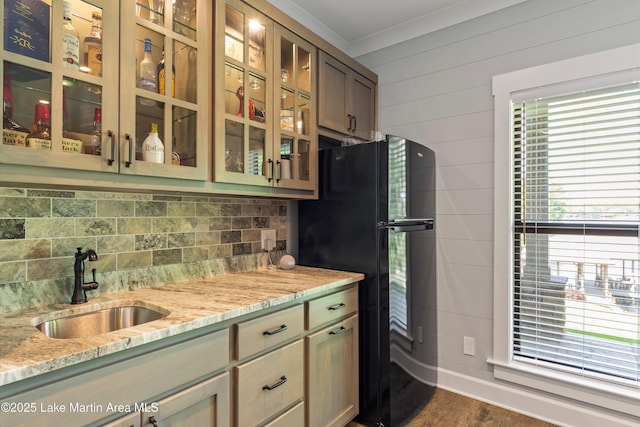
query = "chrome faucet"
xmin=71 ymin=247 xmax=99 ymax=304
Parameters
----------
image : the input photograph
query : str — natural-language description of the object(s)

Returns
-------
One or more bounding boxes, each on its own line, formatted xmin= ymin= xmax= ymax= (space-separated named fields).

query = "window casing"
xmin=492 ymin=44 xmax=640 ymax=417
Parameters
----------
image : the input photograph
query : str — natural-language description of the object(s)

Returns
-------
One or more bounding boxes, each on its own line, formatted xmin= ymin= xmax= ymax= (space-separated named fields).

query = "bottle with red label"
xmin=26 ymin=104 xmax=51 ymax=150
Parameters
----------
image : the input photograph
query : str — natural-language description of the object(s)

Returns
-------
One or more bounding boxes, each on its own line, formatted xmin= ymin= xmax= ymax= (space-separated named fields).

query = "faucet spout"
xmin=71 ymin=248 xmax=99 ymax=304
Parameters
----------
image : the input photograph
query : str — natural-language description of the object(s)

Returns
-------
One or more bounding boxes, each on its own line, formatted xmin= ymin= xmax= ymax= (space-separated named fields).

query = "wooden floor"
xmin=348 ymin=388 xmax=557 ymax=427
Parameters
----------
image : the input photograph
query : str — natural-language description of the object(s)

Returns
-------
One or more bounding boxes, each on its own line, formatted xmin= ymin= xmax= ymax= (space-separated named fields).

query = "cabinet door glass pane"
xmin=3 ymin=0 xmax=51 ymax=63
xmin=225 ymin=119 xmax=243 ymax=172
xmin=280 ymin=136 xmax=293 ymax=180
xmin=136 ymin=27 xmax=164 ymax=101
xmin=76 ymin=2 xmax=104 ymax=78
xmin=3 ymin=62 xmax=49 ymax=149
xmin=137 ymin=0 xmax=165 ymax=25
xmin=136 ymin=97 xmax=165 ymax=163
xmin=248 ymin=126 xmax=265 ymax=176
xmin=280 ymin=37 xmax=293 ymax=86
xmin=63 ymin=80 xmax=102 ymax=155
xmin=297 ymin=139 xmax=310 ymax=181
xmin=248 ymin=19 xmax=265 ymax=72
xmin=174 ymin=40 xmax=196 ymax=103
xmin=225 ymin=5 xmax=244 ymax=63
xmin=279 ymin=88 xmax=294 ymax=132
xmin=297 ymin=93 xmax=310 ymax=135
xmin=248 ymin=74 xmax=265 ymax=123
xmin=173 ymin=106 xmax=196 ymax=166
xmin=225 ymin=63 xmax=244 ymax=116
xmin=297 ymin=46 xmax=311 ymax=92
xmin=173 ymin=0 xmax=196 ymax=40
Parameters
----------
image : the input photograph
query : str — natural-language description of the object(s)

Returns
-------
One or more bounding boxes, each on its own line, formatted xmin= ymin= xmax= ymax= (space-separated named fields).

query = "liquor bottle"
xmin=83 ymin=11 xmax=102 ymax=76
xmin=89 ymin=107 xmax=102 ymax=155
xmin=62 ymin=1 xmax=80 ymax=70
xmin=142 ymin=122 xmax=164 ymax=163
xmin=157 ymin=47 xmax=175 ymax=96
xmin=26 ymin=104 xmax=51 ymax=150
xmin=139 ymin=38 xmax=157 ymax=92
xmin=2 ymin=76 xmax=30 ymax=147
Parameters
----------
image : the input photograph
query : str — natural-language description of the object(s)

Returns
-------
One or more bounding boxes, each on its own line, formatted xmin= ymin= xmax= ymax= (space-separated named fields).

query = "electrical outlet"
xmin=463 ymin=336 xmax=475 ymax=356
xmin=261 ymin=229 xmax=276 ymax=251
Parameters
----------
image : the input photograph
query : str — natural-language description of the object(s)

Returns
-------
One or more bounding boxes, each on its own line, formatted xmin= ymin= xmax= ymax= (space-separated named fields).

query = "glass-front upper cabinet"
xmin=274 ymin=25 xmax=316 ymax=191
xmin=0 ymin=0 xmax=208 ymax=180
xmin=123 ymin=0 xmax=207 ymax=179
xmin=215 ymin=0 xmax=273 ymax=187
xmin=213 ymin=0 xmax=316 ymax=193
xmin=1 ymin=0 xmax=118 ymax=172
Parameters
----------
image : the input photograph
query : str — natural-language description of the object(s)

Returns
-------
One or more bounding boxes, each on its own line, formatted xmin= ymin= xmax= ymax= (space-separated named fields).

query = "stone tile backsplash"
xmin=0 ymin=187 xmax=287 ymax=308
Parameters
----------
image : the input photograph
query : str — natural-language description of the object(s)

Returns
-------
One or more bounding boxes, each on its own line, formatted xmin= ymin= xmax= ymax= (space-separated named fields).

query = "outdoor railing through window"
xmin=512 ymin=82 xmax=640 ymax=385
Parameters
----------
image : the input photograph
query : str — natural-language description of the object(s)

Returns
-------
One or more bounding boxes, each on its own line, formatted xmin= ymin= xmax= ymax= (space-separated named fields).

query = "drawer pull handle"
xmin=263 ymin=324 xmax=288 ymax=336
xmin=329 ymin=326 xmax=347 ymax=335
xmin=263 ymin=375 xmax=287 ymax=391
xmin=149 ymin=415 xmax=158 ymax=426
xmin=328 ymin=302 xmax=346 ymax=311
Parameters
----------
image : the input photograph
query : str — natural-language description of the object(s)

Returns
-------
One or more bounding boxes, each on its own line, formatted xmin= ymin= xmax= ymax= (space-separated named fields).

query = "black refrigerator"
xmin=298 ymin=135 xmax=436 ymax=426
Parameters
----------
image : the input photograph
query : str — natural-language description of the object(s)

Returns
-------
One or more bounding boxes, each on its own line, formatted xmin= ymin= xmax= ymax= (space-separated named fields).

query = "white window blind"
xmin=512 ymin=82 xmax=640 ymax=386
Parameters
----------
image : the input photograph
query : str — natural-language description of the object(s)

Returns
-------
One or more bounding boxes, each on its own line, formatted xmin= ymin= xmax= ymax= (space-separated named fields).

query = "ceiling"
xmin=267 ymin=0 xmax=526 ymax=57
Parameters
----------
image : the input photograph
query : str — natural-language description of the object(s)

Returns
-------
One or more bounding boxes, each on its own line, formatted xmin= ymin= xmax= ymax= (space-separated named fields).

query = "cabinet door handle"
xmin=263 ymin=324 xmax=288 ymax=336
xmin=276 ymin=159 xmax=282 ymax=183
xmin=125 ymin=133 xmax=133 ymax=167
xmin=267 ymin=158 xmax=274 ymax=182
xmin=106 ymin=130 xmax=115 ymax=165
xmin=148 ymin=415 xmax=158 ymax=426
xmin=347 ymin=114 xmax=353 ymax=132
xmin=263 ymin=375 xmax=287 ymax=391
xmin=328 ymin=302 xmax=346 ymax=311
xmin=352 ymin=115 xmax=357 ymax=133
xmin=329 ymin=326 xmax=347 ymax=335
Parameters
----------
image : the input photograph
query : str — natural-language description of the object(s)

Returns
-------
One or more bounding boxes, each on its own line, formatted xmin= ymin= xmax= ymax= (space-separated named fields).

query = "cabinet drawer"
xmin=306 ymin=286 xmax=358 ymax=330
xmin=236 ymin=305 xmax=303 ymax=360
xmin=235 ymin=340 xmax=304 ymax=427
xmin=263 ymin=402 xmax=304 ymax=427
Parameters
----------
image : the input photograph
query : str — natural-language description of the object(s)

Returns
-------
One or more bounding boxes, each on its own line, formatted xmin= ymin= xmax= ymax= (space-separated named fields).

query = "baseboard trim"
xmin=436 ymin=367 xmax=639 ymax=427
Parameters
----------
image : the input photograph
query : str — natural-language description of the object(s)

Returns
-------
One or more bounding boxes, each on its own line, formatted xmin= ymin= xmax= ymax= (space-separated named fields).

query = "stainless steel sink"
xmin=36 ymin=305 xmax=168 ymax=339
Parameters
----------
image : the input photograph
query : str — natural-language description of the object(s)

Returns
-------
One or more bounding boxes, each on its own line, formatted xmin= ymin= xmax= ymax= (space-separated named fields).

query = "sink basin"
xmin=36 ymin=305 xmax=168 ymax=339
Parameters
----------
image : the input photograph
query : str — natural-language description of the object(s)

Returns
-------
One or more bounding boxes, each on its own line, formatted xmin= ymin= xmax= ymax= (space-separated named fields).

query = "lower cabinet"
xmin=0 ymin=284 xmax=359 ymax=427
xmin=141 ymin=373 xmax=230 ymax=427
xmin=234 ymin=340 xmax=304 ymax=426
xmin=306 ymin=315 xmax=359 ymax=427
xmin=0 ymin=328 xmax=230 ymax=427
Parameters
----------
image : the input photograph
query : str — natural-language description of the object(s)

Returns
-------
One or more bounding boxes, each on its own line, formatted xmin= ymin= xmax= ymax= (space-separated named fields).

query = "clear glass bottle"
xmin=83 ymin=11 xmax=102 ymax=76
xmin=62 ymin=1 xmax=80 ymax=70
xmin=157 ymin=47 xmax=175 ymax=96
xmin=2 ymin=76 xmax=30 ymax=147
xmin=142 ymin=122 xmax=164 ymax=163
xmin=26 ymin=104 xmax=51 ymax=150
xmin=139 ymin=38 xmax=157 ymax=92
xmin=89 ymin=107 xmax=102 ymax=155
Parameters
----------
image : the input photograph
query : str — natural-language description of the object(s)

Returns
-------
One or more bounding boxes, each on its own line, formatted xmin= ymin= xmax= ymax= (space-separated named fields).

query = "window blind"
xmin=512 ymin=82 xmax=640 ymax=386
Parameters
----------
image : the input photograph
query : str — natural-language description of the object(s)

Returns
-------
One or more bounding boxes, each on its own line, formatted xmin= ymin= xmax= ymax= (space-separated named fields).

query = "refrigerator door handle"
xmin=380 ymin=218 xmax=434 ymax=232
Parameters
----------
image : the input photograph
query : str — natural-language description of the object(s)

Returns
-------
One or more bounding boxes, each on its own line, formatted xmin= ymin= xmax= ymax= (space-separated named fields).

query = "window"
xmin=492 ymin=44 xmax=640 ymax=416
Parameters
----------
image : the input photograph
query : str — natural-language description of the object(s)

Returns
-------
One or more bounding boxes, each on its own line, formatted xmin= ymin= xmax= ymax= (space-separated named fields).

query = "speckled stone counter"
xmin=0 ymin=266 xmax=363 ymax=387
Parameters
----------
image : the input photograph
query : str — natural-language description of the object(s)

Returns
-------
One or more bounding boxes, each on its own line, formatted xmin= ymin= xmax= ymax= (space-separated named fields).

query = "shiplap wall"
xmin=356 ymin=0 xmax=640 ymax=425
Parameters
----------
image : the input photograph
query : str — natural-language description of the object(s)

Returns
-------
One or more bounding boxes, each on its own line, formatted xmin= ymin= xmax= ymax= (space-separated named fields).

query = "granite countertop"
xmin=0 ymin=266 xmax=363 ymax=387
